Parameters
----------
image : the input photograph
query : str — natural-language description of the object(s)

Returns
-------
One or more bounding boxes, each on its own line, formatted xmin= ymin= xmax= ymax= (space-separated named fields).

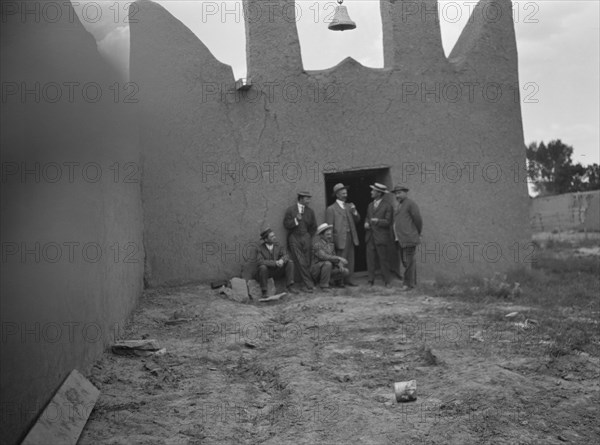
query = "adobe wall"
xmin=131 ymin=0 xmax=531 ymax=286
xmin=0 ymin=3 xmax=144 ymax=443
xmin=530 ymin=191 xmax=600 ymax=232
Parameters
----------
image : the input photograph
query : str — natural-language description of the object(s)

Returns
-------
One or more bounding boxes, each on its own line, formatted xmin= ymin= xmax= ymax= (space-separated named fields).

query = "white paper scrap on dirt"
xmin=394 ymin=379 xmax=417 ymax=402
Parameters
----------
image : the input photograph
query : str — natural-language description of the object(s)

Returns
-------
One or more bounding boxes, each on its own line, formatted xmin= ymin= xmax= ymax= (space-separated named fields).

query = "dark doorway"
xmin=324 ymin=167 xmax=392 ymax=272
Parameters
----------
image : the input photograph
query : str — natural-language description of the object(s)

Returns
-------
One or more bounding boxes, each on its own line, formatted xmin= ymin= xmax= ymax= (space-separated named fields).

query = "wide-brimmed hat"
xmin=332 ymin=183 xmax=348 ymax=195
xmin=316 ymin=223 xmax=333 ymax=235
xmin=392 ymin=185 xmax=410 ymax=193
xmin=297 ymin=191 xmax=312 ymax=198
xmin=260 ymin=228 xmax=273 ymax=239
xmin=369 ymin=183 xmax=389 ymax=194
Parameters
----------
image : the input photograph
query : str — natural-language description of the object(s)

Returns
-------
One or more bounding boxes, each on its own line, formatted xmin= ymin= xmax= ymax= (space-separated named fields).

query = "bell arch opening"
xmin=295 ymin=0 xmax=384 ymax=70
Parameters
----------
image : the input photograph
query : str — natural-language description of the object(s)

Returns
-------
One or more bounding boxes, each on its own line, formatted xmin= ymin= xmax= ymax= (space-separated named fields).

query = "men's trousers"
xmin=288 ymin=234 xmax=314 ymax=288
xmin=256 ymin=261 xmax=294 ymax=291
xmin=310 ymin=261 xmax=348 ymax=288
xmin=366 ymin=241 xmax=391 ymax=284
xmin=335 ymin=234 xmax=355 ymax=284
xmin=398 ymin=244 xmax=417 ymax=288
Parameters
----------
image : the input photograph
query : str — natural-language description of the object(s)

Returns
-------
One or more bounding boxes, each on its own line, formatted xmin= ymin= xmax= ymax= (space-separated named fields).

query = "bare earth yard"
xmin=80 ymin=238 xmax=599 ymax=444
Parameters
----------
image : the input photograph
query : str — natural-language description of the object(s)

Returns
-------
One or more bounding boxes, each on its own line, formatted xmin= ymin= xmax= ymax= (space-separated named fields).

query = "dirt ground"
xmin=79 ymin=252 xmax=599 ymax=444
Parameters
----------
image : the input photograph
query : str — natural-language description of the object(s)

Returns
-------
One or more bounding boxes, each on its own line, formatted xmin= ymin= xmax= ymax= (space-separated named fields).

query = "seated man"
xmin=256 ymin=228 xmax=298 ymax=298
xmin=311 ymin=223 xmax=349 ymax=291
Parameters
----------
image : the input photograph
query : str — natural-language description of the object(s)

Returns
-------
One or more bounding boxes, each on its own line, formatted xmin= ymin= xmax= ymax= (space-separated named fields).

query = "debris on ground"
xmin=247 ymin=278 xmax=276 ymax=299
xmin=165 ymin=310 xmax=192 ymax=325
xmin=575 ymin=246 xmax=600 ymax=256
xmin=230 ymin=277 xmax=250 ymax=303
xmin=165 ymin=318 xmax=191 ymax=325
xmin=111 ymin=339 xmax=161 ymax=357
xmin=394 ymin=379 xmax=417 ymax=402
xmin=21 ymin=369 xmax=99 ymax=445
xmin=515 ymin=319 xmax=539 ymax=330
xmin=143 ymin=363 xmax=162 ymax=375
xmin=211 ymin=280 xmax=228 ymax=289
xmin=471 ymin=331 xmax=485 ymax=342
xmin=258 ymin=292 xmax=287 ymax=302
xmin=218 ymin=285 xmax=233 ymax=298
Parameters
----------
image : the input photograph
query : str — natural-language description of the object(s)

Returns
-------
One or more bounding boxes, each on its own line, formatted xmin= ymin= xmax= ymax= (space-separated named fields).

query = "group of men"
xmin=254 ymin=182 xmax=422 ymax=297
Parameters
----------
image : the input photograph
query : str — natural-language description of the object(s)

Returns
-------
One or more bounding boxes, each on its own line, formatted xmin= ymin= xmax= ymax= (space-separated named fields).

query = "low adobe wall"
xmin=530 ymin=191 xmax=600 ymax=232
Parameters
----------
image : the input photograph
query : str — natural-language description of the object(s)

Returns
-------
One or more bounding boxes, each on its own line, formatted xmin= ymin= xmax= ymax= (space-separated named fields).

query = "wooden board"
xmin=21 ymin=369 xmax=100 ymax=445
xmin=258 ymin=292 xmax=287 ymax=302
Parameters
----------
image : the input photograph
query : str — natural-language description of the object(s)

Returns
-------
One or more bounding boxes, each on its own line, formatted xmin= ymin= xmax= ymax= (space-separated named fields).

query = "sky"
xmin=74 ymin=0 xmax=599 ymax=166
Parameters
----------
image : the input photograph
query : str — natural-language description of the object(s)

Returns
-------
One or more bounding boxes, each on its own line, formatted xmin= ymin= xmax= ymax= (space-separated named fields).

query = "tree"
xmin=584 ymin=164 xmax=600 ymax=191
xmin=526 ymin=140 xmax=600 ymax=195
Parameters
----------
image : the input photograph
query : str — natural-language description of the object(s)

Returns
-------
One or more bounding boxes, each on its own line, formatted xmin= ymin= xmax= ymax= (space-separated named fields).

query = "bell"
xmin=328 ymin=5 xmax=356 ymax=31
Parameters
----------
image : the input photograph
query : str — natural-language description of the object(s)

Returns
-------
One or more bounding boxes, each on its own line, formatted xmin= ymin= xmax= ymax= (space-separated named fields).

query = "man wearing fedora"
xmin=256 ymin=228 xmax=298 ymax=298
xmin=283 ymin=191 xmax=317 ymax=292
xmin=311 ymin=223 xmax=349 ymax=291
xmin=325 ymin=183 xmax=360 ymax=287
xmin=365 ymin=183 xmax=393 ymax=287
xmin=392 ymin=186 xmax=423 ymax=290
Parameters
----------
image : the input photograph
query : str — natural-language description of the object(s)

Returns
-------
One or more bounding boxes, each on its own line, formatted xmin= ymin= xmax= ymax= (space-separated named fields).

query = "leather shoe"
xmin=286 ymin=286 xmax=299 ymax=294
xmin=346 ymin=281 xmax=358 ymax=287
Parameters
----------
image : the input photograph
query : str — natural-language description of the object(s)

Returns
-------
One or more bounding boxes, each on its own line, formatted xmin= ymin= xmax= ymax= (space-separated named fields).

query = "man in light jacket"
xmin=392 ymin=185 xmax=423 ymax=290
xmin=325 ymin=183 xmax=360 ymax=286
xmin=311 ymin=223 xmax=349 ymax=291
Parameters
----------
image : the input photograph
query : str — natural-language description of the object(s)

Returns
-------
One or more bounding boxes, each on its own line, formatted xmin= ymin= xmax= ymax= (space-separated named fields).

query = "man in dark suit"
xmin=365 ymin=183 xmax=393 ymax=287
xmin=392 ymin=186 xmax=423 ymax=290
xmin=255 ymin=228 xmax=298 ymax=298
xmin=283 ymin=191 xmax=317 ymax=292
xmin=325 ymin=183 xmax=360 ymax=286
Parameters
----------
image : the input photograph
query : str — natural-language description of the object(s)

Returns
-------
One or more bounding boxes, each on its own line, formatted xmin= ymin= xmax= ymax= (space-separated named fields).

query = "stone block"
xmin=230 ymin=277 xmax=249 ymax=303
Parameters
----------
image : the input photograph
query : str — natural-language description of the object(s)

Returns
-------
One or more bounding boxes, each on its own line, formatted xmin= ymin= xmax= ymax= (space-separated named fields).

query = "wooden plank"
xmin=258 ymin=292 xmax=287 ymax=302
xmin=21 ymin=369 xmax=100 ymax=445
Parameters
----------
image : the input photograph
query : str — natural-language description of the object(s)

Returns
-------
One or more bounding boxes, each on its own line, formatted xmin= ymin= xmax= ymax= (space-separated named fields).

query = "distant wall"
xmin=530 ymin=191 xmax=600 ymax=232
xmin=132 ymin=0 xmax=531 ymax=286
xmin=0 ymin=3 xmax=144 ymax=444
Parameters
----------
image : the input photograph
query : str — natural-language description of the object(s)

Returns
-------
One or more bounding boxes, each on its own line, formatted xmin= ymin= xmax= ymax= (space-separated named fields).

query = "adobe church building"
xmin=132 ymin=0 xmax=531 ymax=286
xmin=1 ymin=0 xmax=529 ymax=442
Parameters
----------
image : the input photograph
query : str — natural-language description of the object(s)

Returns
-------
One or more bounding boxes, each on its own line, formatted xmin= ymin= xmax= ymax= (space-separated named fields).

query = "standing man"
xmin=255 ymin=228 xmax=298 ymax=297
xmin=325 ymin=183 xmax=360 ymax=286
xmin=311 ymin=223 xmax=349 ymax=291
xmin=365 ymin=183 xmax=393 ymax=287
xmin=283 ymin=191 xmax=317 ymax=292
xmin=392 ymin=186 xmax=423 ymax=290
